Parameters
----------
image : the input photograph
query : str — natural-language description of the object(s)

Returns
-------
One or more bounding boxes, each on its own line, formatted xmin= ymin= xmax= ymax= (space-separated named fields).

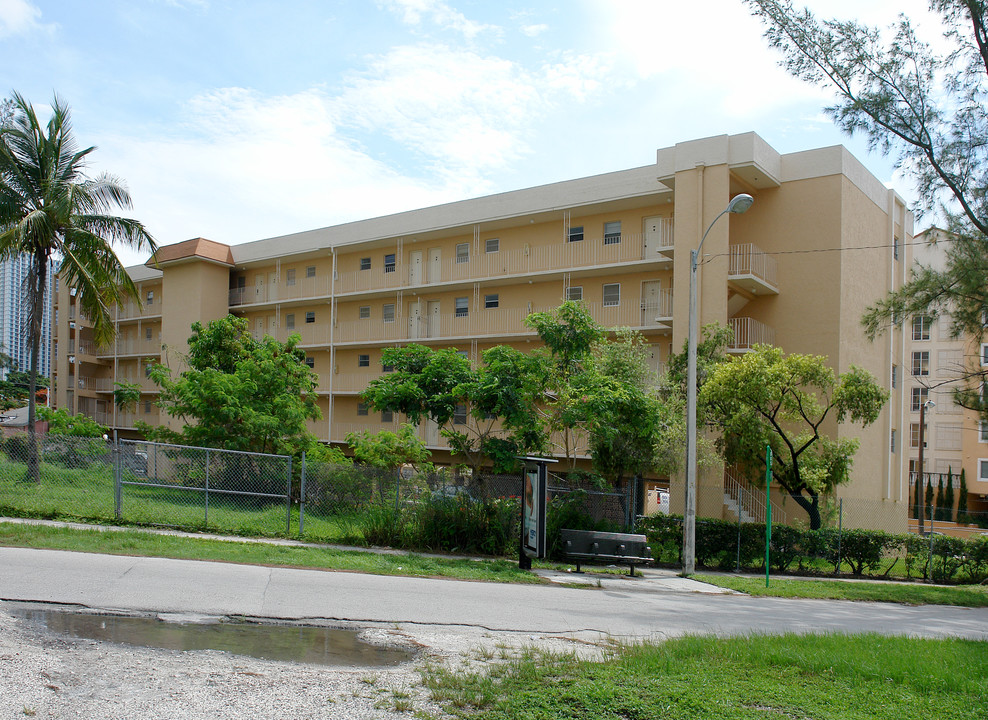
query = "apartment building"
xmin=52 ymin=132 xmax=915 ymax=529
xmin=900 ymin=228 xmax=988 ymax=526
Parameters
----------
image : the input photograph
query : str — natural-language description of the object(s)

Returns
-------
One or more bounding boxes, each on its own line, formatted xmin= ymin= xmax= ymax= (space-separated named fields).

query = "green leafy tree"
xmin=113 ymin=380 xmax=142 ymax=415
xmin=925 ymin=479 xmax=935 ymax=521
xmin=745 ymin=1 xmax=988 ymax=414
xmin=141 ymin=315 xmax=321 ymax=457
xmin=958 ymin=467 xmax=970 ymax=523
xmin=524 ymin=301 xmax=605 ymax=468
xmin=0 ymin=92 xmax=155 ymax=481
xmin=935 ymin=475 xmax=947 ymax=521
xmin=361 ymin=343 xmax=546 ymax=477
xmin=346 ymin=424 xmax=431 ymax=473
xmin=700 ymin=345 xmax=888 ymax=529
xmin=0 ymin=370 xmax=48 ymax=412
xmin=945 ymin=467 xmax=956 ymax=521
xmin=37 ymin=406 xmax=106 ymax=437
xmin=913 ymin=470 xmax=923 ymax=519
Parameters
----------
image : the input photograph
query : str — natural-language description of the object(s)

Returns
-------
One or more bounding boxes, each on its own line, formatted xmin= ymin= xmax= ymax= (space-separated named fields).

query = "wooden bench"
xmin=560 ymin=529 xmax=653 ymax=577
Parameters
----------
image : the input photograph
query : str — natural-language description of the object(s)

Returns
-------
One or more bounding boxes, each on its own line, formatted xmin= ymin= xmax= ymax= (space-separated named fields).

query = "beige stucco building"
xmin=52 ymin=132 xmax=917 ymax=530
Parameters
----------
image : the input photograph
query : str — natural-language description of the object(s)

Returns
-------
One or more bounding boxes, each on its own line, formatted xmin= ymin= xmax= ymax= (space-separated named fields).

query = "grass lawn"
xmin=698 ymin=573 xmax=988 ymax=608
xmin=0 ymin=521 xmax=541 ymax=584
xmin=420 ymin=633 xmax=988 ymax=719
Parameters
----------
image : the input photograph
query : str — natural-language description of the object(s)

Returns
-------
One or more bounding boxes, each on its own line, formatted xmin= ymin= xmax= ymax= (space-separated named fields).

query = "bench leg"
xmin=574 ymin=560 xmax=583 ymax=574
xmin=628 ymin=564 xmax=635 ymax=578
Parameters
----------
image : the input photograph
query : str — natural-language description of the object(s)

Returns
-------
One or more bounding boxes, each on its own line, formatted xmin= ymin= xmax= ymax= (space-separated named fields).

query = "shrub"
xmin=928 ymin=534 xmax=965 ymax=583
xmin=638 ymin=513 xmax=682 ymax=565
xmin=768 ymin=524 xmax=805 ymax=572
xmin=407 ymin=493 xmax=519 ymax=556
xmin=360 ymin=505 xmax=408 ymax=547
xmin=838 ymin=529 xmax=896 ymax=575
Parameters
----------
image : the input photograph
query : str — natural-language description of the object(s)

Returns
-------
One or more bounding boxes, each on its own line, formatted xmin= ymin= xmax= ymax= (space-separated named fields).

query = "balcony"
xmin=229 ymin=275 xmax=332 ymax=307
xmin=116 ymin=296 xmax=164 ymax=320
xmin=728 ymin=317 xmax=775 ymax=352
xmin=640 ymin=289 xmax=674 ymax=329
xmin=76 ymin=376 xmax=115 ymax=391
xmin=98 ymin=339 xmax=163 ymax=357
xmin=335 ymin=223 xmax=674 ymax=296
xmin=728 ymin=244 xmax=778 ymax=295
xmin=95 ymin=410 xmax=160 ymax=428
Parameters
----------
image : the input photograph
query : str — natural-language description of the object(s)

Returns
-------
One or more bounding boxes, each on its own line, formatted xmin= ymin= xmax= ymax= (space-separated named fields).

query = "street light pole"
xmin=683 ymin=193 xmax=754 ymax=576
xmin=917 ymin=398 xmax=935 ymax=534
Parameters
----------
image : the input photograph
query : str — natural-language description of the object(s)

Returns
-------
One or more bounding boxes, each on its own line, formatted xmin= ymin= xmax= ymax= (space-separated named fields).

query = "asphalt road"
xmin=2 ymin=546 xmax=987 ymax=641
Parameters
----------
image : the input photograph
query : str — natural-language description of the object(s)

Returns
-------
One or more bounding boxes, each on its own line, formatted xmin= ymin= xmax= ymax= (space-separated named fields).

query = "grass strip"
xmin=698 ymin=573 xmax=988 ymax=607
xmin=0 ymin=522 xmax=543 ymax=584
xmin=421 ymin=633 xmax=988 ymax=719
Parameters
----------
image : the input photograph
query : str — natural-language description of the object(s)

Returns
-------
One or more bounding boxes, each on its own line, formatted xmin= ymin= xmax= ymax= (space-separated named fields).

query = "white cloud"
xmin=378 ymin=0 xmax=495 ymax=39
xmin=521 ymin=23 xmax=548 ymax=37
xmin=0 ymin=0 xmax=50 ymax=38
xmin=333 ymin=43 xmax=614 ymax=184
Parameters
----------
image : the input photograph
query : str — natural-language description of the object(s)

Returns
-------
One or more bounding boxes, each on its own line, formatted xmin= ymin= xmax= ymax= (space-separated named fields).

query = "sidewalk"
xmin=0 ymin=516 xmax=729 ymax=594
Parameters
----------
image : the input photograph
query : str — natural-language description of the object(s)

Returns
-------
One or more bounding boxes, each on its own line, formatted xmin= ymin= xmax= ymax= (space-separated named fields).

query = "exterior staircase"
xmin=723 ymin=467 xmax=788 ymax=525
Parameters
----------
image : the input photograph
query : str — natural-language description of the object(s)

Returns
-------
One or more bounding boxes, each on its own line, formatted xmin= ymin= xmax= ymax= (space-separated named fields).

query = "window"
xmin=485 ymin=293 xmax=499 ymax=309
xmin=305 ymin=311 xmax=315 ymax=324
xmin=286 ymin=268 xmax=296 ymax=286
xmin=456 ymin=350 xmax=469 ymax=359
xmin=382 ymin=363 xmax=394 ymax=373
xmin=568 ymin=225 xmax=584 ymax=242
xmin=602 ymin=283 xmax=620 ymax=307
xmin=603 ymin=221 xmax=621 ymax=245
xmin=145 ymin=327 xmax=152 ymax=341
xmin=286 ymin=314 xmax=295 ymax=329
xmin=384 ymin=253 xmax=396 ymax=273
xmin=893 ymin=237 xmax=900 ymax=260
xmin=980 ymin=421 xmax=988 ymax=443
xmin=145 ymin=362 xmax=153 ymax=379
xmin=453 ymin=404 xmax=467 ymax=425
xmin=359 ymin=306 xmax=371 ymax=319
xmin=485 ymin=237 xmax=499 ymax=253
xmin=456 ymin=243 xmax=469 ymax=264
xmin=383 ymin=303 xmax=395 ymax=323
xmin=890 ymin=429 xmax=896 ymax=453
xmin=306 ymin=266 xmax=316 ymax=278
xmin=144 ymin=400 xmax=152 ymax=414
xmin=911 ymin=351 xmax=930 ymax=376
xmin=566 ymin=286 xmax=583 ymax=301
xmin=357 ymin=403 xmax=369 ymax=416
xmin=146 ymin=290 xmax=154 ymax=305
xmin=381 ymin=410 xmax=393 ymax=423
xmin=911 ymin=386 xmax=929 ymax=412
xmin=305 ymin=357 xmax=315 ymax=369
xmin=912 ymin=315 xmax=931 ymax=340
xmin=360 ymin=257 xmax=371 ymax=271
xmin=455 ymin=297 xmax=468 ymax=318
xmin=910 ymin=423 xmax=927 ymax=448
xmin=891 ymin=364 xmax=898 ymax=388
xmin=980 ymin=459 xmax=988 ymax=482
xmin=358 ymin=354 xmax=370 ymax=367
xmin=982 ymin=343 xmax=988 ymax=366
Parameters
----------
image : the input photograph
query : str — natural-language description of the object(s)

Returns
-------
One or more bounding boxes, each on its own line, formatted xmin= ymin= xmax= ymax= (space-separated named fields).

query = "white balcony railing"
xmin=729 ymin=317 xmax=775 ymax=350
xmin=728 ymin=244 xmax=778 ymax=290
xmin=229 ymin=275 xmax=332 ymax=307
xmin=116 ymin=296 xmax=163 ymax=320
xmin=98 ymin=339 xmax=162 ymax=357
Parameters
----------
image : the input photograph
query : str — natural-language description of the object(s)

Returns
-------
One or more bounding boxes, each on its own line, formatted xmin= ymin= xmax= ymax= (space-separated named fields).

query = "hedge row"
xmin=638 ymin=514 xmax=988 ymax=584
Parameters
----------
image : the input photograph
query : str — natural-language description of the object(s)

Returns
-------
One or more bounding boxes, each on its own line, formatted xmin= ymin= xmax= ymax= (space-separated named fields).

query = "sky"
xmin=0 ymin=0 xmax=947 ymax=268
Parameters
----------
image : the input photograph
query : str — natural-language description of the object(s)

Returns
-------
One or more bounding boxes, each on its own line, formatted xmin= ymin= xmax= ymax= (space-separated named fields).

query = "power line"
xmin=698 ymin=236 xmax=956 ymax=266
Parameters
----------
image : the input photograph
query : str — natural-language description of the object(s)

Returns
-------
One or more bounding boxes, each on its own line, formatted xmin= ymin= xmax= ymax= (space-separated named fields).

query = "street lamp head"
xmin=727 ymin=193 xmax=754 ymax=214
xmin=924 ymin=400 xmax=936 ymax=409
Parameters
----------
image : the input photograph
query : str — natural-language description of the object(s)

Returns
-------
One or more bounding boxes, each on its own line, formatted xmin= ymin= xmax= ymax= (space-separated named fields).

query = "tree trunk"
xmin=788 ymin=490 xmax=822 ymax=530
xmin=25 ymin=255 xmax=47 ymax=483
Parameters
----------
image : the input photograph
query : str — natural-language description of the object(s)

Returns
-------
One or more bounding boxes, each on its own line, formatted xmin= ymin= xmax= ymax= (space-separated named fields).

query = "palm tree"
xmin=0 ymin=92 xmax=156 ymax=480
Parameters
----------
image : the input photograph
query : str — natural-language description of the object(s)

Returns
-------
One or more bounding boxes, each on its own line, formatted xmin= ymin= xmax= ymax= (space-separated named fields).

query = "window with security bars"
xmin=455 ymin=297 xmax=468 ymax=317
xmin=603 ymin=221 xmax=621 ymax=245
xmin=456 ymin=243 xmax=469 ymax=264
xmin=602 ymin=283 xmax=620 ymax=307
xmin=911 ymin=351 xmax=929 ymax=376
xmin=384 ymin=254 xmax=396 ymax=273
xmin=383 ymin=304 xmax=395 ymax=323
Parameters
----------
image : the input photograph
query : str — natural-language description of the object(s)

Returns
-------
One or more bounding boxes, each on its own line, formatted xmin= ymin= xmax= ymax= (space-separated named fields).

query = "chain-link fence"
xmin=116 ymin=440 xmax=293 ymax=534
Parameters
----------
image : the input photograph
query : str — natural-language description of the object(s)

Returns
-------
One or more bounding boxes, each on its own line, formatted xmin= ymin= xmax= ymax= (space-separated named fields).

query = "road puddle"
xmin=11 ymin=606 xmax=414 ymax=667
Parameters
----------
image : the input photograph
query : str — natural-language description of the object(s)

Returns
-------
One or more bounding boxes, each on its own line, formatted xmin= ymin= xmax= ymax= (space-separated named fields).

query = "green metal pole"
xmin=765 ymin=444 xmax=772 ymax=588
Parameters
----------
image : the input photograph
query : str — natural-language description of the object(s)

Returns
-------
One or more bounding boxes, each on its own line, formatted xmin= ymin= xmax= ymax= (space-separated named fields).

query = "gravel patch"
xmin=0 ymin=601 xmax=605 ymax=719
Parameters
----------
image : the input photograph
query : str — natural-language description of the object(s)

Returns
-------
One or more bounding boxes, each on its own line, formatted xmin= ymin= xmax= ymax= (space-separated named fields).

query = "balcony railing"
xmin=728 ymin=316 xmax=775 ymax=351
xmin=640 ymin=290 xmax=674 ymax=326
xmin=116 ymin=297 xmax=163 ymax=320
xmin=95 ymin=410 xmax=160 ymax=428
xmin=98 ymin=339 xmax=163 ymax=357
xmin=335 ymin=224 xmax=674 ymax=295
xmin=728 ymin=244 xmax=778 ymax=293
xmin=229 ymin=275 xmax=332 ymax=307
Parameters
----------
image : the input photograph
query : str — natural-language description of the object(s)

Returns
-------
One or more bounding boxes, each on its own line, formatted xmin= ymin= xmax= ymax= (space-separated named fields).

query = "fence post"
xmin=204 ymin=447 xmax=210 ymax=526
xmin=286 ymin=455 xmax=293 ymax=536
xmin=299 ymin=451 xmax=306 ymax=537
xmin=395 ymin=466 xmax=400 ymax=512
xmin=836 ymin=498 xmax=843 ymax=576
xmin=926 ymin=531 xmax=936 ymax=583
xmin=113 ymin=438 xmax=122 ymax=520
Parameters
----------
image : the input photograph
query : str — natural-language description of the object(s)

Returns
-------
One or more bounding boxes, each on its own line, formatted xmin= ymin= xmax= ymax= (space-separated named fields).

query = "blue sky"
xmin=1 ymin=0 xmax=943 ymax=266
